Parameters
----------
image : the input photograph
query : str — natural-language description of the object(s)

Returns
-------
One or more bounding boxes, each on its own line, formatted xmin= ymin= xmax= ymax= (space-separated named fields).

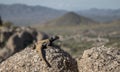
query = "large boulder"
xmin=6 ymin=33 xmax=24 ymax=52
xmin=0 ymin=30 xmax=36 ymax=62
xmin=0 ymin=45 xmax=78 ymax=72
xmin=0 ymin=26 xmax=49 ymax=63
xmin=0 ymin=47 xmax=13 ymax=62
xmin=77 ymin=46 xmax=120 ymax=72
xmin=18 ymin=31 xmax=34 ymax=48
xmin=14 ymin=26 xmax=49 ymax=41
xmin=0 ymin=33 xmax=24 ymax=62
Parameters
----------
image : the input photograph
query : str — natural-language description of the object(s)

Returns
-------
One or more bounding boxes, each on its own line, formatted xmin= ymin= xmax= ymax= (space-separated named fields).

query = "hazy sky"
xmin=0 ymin=0 xmax=120 ymax=11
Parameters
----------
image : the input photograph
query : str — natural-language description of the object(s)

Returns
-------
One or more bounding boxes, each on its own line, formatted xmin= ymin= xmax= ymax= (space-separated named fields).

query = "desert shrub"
xmin=105 ymin=37 xmax=120 ymax=48
xmin=62 ymin=38 xmax=93 ymax=56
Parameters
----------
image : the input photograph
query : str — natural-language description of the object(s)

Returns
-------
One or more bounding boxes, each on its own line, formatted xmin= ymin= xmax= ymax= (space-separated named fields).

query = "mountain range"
xmin=45 ymin=12 xmax=97 ymax=25
xmin=76 ymin=8 xmax=120 ymax=22
xmin=0 ymin=4 xmax=120 ymax=26
xmin=0 ymin=4 xmax=66 ymax=26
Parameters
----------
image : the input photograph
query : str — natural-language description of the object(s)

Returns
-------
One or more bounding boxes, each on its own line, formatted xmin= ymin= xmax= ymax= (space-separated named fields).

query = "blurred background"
xmin=0 ymin=0 xmax=120 ymax=57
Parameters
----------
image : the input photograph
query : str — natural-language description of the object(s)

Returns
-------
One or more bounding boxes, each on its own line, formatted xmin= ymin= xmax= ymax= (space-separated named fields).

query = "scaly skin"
xmin=34 ymin=35 xmax=59 ymax=67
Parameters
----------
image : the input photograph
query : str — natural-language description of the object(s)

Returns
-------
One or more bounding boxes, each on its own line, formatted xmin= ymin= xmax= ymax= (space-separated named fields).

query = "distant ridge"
xmin=45 ymin=12 xmax=97 ymax=25
xmin=76 ymin=8 xmax=120 ymax=22
xmin=110 ymin=19 xmax=120 ymax=24
xmin=0 ymin=4 xmax=66 ymax=26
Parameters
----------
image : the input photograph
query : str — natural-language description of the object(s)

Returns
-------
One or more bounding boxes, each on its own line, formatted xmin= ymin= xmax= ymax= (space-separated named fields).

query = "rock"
xmin=36 ymin=31 xmax=49 ymax=41
xmin=0 ymin=27 xmax=13 ymax=47
xmin=0 ymin=27 xmax=35 ymax=57
xmin=0 ymin=45 xmax=78 ymax=72
xmin=0 ymin=26 xmax=49 ymax=63
xmin=6 ymin=33 xmax=24 ymax=52
xmin=22 ymin=26 xmax=49 ymax=41
xmin=0 ymin=33 xmax=24 ymax=63
xmin=18 ymin=31 xmax=34 ymax=47
xmin=14 ymin=26 xmax=49 ymax=41
xmin=77 ymin=46 xmax=120 ymax=72
xmin=0 ymin=47 xmax=12 ymax=62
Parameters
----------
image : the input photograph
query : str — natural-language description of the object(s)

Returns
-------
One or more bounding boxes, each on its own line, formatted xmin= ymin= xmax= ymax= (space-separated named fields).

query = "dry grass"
xmin=33 ymin=22 xmax=120 ymax=57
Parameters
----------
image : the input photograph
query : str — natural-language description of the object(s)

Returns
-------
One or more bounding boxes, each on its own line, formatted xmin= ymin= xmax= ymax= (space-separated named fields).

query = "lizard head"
xmin=51 ymin=35 xmax=59 ymax=40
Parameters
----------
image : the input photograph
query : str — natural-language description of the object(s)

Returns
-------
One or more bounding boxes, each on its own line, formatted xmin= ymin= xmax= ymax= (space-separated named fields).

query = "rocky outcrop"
xmin=0 ymin=27 xmax=14 ymax=47
xmin=0 ymin=45 xmax=78 ymax=72
xmin=0 ymin=26 xmax=49 ymax=63
xmin=0 ymin=26 xmax=120 ymax=72
xmin=77 ymin=46 xmax=120 ymax=72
